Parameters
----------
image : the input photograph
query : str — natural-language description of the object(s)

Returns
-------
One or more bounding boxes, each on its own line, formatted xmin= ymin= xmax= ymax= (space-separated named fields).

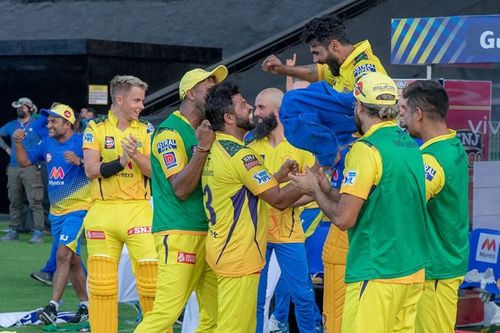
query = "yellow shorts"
xmin=216 ymin=274 xmax=260 ymax=333
xmin=415 ymin=276 xmax=463 ymax=333
xmin=84 ymin=200 xmax=157 ymax=265
xmin=342 ymin=279 xmax=424 ymax=333
xmin=135 ymin=233 xmax=217 ymax=333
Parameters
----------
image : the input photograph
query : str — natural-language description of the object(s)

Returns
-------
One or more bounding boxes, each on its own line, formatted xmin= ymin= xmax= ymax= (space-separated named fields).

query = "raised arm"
xmin=262 ymin=55 xmax=319 ymax=83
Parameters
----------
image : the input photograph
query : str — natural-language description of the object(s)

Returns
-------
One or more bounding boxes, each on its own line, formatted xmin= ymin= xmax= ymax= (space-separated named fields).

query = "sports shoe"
xmin=69 ymin=304 xmax=89 ymax=323
xmin=30 ymin=271 xmax=53 ymax=286
xmin=269 ymin=314 xmax=289 ymax=333
xmin=38 ymin=303 xmax=58 ymax=325
xmin=29 ymin=230 xmax=44 ymax=244
xmin=0 ymin=229 xmax=19 ymax=241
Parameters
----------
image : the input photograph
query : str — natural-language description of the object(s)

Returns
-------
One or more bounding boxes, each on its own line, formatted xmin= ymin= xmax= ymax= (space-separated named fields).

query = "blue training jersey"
xmin=27 ymin=132 xmax=91 ymax=215
xmin=0 ymin=115 xmax=47 ymax=167
xmin=330 ymin=147 xmax=349 ymax=189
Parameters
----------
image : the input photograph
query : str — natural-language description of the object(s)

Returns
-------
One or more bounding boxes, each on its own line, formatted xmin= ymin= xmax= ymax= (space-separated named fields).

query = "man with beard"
xmin=263 ymin=14 xmax=386 ymax=333
xmin=14 ymin=104 xmax=90 ymax=324
xmin=247 ymin=88 xmax=321 ymax=333
xmin=202 ymin=81 xmax=303 ymax=333
xmin=0 ymin=97 xmax=46 ymax=243
xmin=399 ymin=81 xmax=468 ymax=333
xmin=134 ymin=65 xmax=227 ymax=333
xmin=290 ymin=72 xmax=429 ymax=333
xmin=262 ymin=14 xmax=386 ymax=93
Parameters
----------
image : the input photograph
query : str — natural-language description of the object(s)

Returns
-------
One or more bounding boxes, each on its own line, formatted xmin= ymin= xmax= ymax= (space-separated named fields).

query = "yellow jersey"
xmin=202 ymin=132 xmax=278 ymax=277
xmin=317 ymin=40 xmax=386 ymax=93
xmin=421 ymin=132 xmax=453 ymax=201
xmin=83 ymin=111 xmax=154 ymax=201
xmin=248 ymin=137 xmax=316 ymax=243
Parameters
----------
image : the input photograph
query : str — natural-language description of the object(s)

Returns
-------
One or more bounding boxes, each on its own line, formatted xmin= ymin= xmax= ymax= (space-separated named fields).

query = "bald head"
xmin=253 ymin=88 xmax=284 ymax=140
xmin=256 ymin=88 xmax=284 ymax=110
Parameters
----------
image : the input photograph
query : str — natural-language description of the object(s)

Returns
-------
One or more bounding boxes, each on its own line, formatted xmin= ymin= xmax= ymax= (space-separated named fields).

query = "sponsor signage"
xmin=391 ymin=15 xmax=500 ymax=64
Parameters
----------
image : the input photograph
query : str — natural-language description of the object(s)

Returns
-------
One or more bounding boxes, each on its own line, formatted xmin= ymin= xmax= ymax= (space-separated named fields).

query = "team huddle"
xmin=10 ymin=14 xmax=468 ymax=333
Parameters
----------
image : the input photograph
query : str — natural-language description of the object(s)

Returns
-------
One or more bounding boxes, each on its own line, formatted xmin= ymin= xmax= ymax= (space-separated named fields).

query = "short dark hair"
xmin=402 ymin=80 xmax=449 ymax=119
xmin=205 ymin=81 xmax=240 ymax=131
xmin=302 ymin=14 xmax=350 ymax=46
xmin=87 ymin=107 xmax=97 ymax=116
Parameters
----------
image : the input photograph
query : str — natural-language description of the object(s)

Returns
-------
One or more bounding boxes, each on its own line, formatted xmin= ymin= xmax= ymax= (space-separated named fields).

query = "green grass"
xmin=0 ymin=224 xmax=181 ymax=332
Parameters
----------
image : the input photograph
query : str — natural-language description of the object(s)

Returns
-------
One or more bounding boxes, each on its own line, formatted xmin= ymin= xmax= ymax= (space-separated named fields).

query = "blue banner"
xmin=391 ymin=15 xmax=500 ymax=65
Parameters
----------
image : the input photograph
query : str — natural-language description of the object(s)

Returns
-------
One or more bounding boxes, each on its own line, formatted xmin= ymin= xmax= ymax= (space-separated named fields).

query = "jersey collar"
xmin=341 ymin=40 xmax=371 ymax=70
xmin=361 ymin=120 xmax=397 ymax=139
xmin=216 ymin=131 xmax=245 ymax=145
xmin=420 ymin=129 xmax=457 ymax=150
xmin=172 ymin=110 xmax=194 ymax=130
xmin=108 ymin=110 xmax=139 ymax=128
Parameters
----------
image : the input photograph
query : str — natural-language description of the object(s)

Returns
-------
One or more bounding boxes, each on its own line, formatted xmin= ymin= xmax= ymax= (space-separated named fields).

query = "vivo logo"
xmin=480 ymin=31 xmax=500 ymax=49
xmin=468 ymin=118 xmax=500 ymax=135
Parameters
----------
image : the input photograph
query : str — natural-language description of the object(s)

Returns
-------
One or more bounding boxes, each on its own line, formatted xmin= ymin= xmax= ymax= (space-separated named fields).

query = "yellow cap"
xmin=179 ymin=65 xmax=228 ymax=100
xmin=42 ymin=104 xmax=76 ymax=124
xmin=354 ymin=72 xmax=398 ymax=106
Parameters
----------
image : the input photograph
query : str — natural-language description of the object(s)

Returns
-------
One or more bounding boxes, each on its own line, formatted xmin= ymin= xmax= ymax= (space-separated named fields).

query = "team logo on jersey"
xmin=86 ymin=230 xmax=105 ymax=239
xmin=252 ymin=170 xmax=272 ymax=185
xmin=163 ymin=152 xmax=178 ymax=169
xmin=105 ymin=136 xmax=115 ymax=149
xmin=136 ymin=140 xmax=143 ymax=148
xmin=353 ymin=63 xmax=376 ymax=78
xmin=157 ymin=139 xmax=177 ymax=153
xmin=424 ymin=164 xmax=436 ymax=181
xmin=177 ymin=252 xmax=196 ymax=264
xmin=146 ymin=122 xmax=154 ymax=134
xmin=46 ymin=153 xmax=52 ymax=163
xmin=83 ymin=133 xmax=94 ymax=143
xmin=343 ymin=170 xmax=358 ymax=185
xmin=49 ymin=166 xmax=65 ymax=180
xmin=332 ymin=168 xmax=339 ymax=181
xmin=242 ymin=154 xmax=261 ymax=171
xmin=127 ymin=226 xmax=152 ymax=235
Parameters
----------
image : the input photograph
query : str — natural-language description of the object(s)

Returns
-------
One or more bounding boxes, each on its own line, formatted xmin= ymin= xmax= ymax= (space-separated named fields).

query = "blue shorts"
xmin=49 ymin=210 xmax=87 ymax=255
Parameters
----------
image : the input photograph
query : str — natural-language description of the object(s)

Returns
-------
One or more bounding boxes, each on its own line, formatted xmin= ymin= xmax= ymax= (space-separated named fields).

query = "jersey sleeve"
xmin=141 ymin=121 xmax=154 ymax=157
xmin=352 ymin=58 xmax=386 ymax=81
xmin=26 ymin=138 xmax=45 ymax=164
xmin=317 ymin=63 xmax=334 ymax=85
xmin=422 ymin=153 xmax=445 ymax=201
xmin=82 ymin=121 xmax=100 ymax=151
xmin=233 ymin=148 xmax=278 ymax=196
xmin=0 ymin=122 xmax=11 ymax=137
xmin=339 ymin=141 xmax=380 ymax=199
xmin=151 ymin=129 xmax=188 ymax=178
xmin=300 ymin=149 xmax=317 ymax=172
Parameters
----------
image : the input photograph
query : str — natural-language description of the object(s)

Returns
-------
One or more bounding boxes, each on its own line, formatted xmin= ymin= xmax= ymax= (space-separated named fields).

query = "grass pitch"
xmin=0 ymin=225 xmax=181 ymax=332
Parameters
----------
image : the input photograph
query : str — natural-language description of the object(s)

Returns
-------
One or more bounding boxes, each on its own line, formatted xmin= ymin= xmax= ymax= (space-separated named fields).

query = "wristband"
xmin=100 ymin=158 xmax=124 ymax=178
xmin=196 ymin=145 xmax=210 ymax=153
